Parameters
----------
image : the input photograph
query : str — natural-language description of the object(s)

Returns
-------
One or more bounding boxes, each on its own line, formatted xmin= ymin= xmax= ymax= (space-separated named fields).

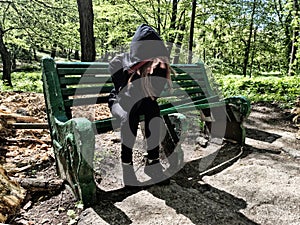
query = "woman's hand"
xmin=147 ymin=58 xmax=167 ymax=75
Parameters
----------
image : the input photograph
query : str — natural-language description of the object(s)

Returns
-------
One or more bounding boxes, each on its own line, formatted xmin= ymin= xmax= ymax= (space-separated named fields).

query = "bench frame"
xmin=41 ymin=57 xmax=250 ymax=205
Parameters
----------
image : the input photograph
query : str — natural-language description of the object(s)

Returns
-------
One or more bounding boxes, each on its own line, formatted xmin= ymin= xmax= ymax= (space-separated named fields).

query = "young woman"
xmin=108 ymin=24 xmax=172 ymax=187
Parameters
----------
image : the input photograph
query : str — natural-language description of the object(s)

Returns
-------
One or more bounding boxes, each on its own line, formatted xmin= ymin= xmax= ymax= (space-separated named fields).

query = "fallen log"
xmin=11 ymin=123 xmax=49 ymax=129
xmin=0 ymin=165 xmax=26 ymax=223
xmin=0 ymin=112 xmax=42 ymax=123
xmin=10 ymin=177 xmax=64 ymax=192
xmin=0 ymin=138 xmax=51 ymax=144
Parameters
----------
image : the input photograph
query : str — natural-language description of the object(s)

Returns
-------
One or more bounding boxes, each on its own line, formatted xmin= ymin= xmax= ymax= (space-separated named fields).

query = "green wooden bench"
xmin=41 ymin=57 xmax=250 ymax=205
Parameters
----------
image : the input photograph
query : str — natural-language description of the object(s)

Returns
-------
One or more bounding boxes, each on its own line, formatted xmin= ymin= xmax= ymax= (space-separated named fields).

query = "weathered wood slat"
xmin=173 ymin=74 xmax=204 ymax=80
xmin=57 ymin=68 xmax=110 ymax=76
xmin=11 ymin=123 xmax=49 ymax=129
xmin=56 ymin=62 xmax=109 ymax=68
xmin=61 ymin=85 xmax=114 ymax=97
xmin=60 ymin=76 xmax=112 ymax=85
xmin=64 ymin=96 xmax=109 ymax=108
xmin=59 ymin=74 xmax=207 ymax=86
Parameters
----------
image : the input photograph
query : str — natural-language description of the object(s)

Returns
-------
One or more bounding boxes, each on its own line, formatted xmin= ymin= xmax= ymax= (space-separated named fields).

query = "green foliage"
xmin=1 ymin=0 xmax=298 ymax=69
xmin=1 ymin=0 xmax=79 ymax=62
xmin=0 ymin=71 xmax=43 ymax=93
xmin=215 ymin=73 xmax=300 ymax=108
xmin=0 ymin=0 xmax=299 ymax=92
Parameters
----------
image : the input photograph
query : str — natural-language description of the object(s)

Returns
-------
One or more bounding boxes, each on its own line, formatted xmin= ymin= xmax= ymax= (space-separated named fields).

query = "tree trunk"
xmin=288 ymin=30 xmax=298 ymax=76
xmin=50 ymin=43 xmax=57 ymax=59
xmin=172 ymin=10 xmax=186 ymax=64
xmin=157 ymin=0 xmax=161 ymax=34
xmin=74 ymin=50 xmax=80 ymax=60
xmin=188 ymin=0 xmax=197 ymax=63
xmin=167 ymin=0 xmax=178 ymax=53
xmin=242 ymin=0 xmax=257 ymax=77
xmin=0 ymin=30 xmax=12 ymax=86
xmin=32 ymin=48 xmax=38 ymax=62
xmin=288 ymin=0 xmax=299 ymax=76
xmin=249 ymin=26 xmax=258 ymax=78
xmin=77 ymin=0 xmax=96 ymax=62
xmin=12 ymin=55 xmax=16 ymax=70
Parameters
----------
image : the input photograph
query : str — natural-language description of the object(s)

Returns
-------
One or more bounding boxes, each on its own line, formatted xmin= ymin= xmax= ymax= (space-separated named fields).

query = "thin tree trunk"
xmin=249 ymin=26 xmax=258 ymax=78
xmin=188 ymin=0 xmax=196 ymax=63
xmin=167 ymin=0 xmax=178 ymax=53
xmin=243 ymin=0 xmax=257 ymax=77
xmin=12 ymin=54 xmax=16 ymax=70
xmin=33 ymin=48 xmax=38 ymax=61
xmin=157 ymin=0 xmax=161 ymax=34
xmin=274 ymin=0 xmax=294 ymax=70
xmin=74 ymin=50 xmax=80 ymax=60
xmin=203 ymin=32 xmax=206 ymax=62
xmin=288 ymin=31 xmax=297 ymax=76
xmin=50 ymin=43 xmax=57 ymax=59
xmin=288 ymin=0 xmax=299 ymax=76
xmin=173 ymin=17 xmax=186 ymax=64
xmin=0 ymin=30 xmax=12 ymax=86
xmin=77 ymin=0 xmax=96 ymax=62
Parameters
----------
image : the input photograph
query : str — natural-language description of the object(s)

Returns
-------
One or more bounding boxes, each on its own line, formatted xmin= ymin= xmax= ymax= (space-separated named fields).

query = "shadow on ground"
xmin=87 ymin=142 xmax=269 ymax=225
xmin=83 ymin=118 xmax=289 ymax=225
xmin=246 ymin=128 xmax=281 ymax=143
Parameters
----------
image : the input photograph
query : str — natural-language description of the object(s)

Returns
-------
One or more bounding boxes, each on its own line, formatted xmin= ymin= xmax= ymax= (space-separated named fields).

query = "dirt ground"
xmin=0 ymin=91 xmax=299 ymax=225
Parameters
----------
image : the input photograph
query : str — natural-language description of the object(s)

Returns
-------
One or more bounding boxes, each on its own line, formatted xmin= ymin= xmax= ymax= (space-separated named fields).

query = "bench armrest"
xmin=222 ymin=95 xmax=251 ymax=144
xmin=51 ymin=117 xmax=96 ymax=205
xmin=224 ymin=96 xmax=251 ymax=120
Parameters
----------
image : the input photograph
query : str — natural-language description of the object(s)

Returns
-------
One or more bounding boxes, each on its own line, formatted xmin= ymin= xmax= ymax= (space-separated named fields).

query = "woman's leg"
xmin=110 ymin=102 xmax=139 ymax=163
xmin=142 ymin=99 xmax=161 ymax=160
xmin=142 ymin=98 xmax=170 ymax=185
xmin=110 ymin=102 xmax=140 ymax=186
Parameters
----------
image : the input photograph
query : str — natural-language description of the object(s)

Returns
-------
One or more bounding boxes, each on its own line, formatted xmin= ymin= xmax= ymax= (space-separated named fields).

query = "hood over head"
xmin=127 ymin=24 xmax=169 ymax=71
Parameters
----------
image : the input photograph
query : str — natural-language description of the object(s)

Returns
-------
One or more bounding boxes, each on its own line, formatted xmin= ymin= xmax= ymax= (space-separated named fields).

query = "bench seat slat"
xmin=94 ymin=119 xmax=114 ymax=133
xmin=91 ymin=96 xmax=223 ymax=134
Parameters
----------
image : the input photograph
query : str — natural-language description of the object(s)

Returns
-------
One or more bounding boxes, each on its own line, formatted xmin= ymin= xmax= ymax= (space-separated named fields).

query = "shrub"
xmin=215 ymin=74 xmax=300 ymax=108
xmin=0 ymin=71 xmax=43 ymax=93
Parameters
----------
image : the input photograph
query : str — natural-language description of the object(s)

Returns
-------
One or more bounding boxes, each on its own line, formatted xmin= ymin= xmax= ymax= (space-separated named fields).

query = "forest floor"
xmin=0 ymin=91 xmax=300 ymax=225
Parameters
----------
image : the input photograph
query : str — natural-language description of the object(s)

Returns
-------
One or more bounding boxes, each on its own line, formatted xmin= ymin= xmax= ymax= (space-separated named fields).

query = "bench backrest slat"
xmin=64 ymin=96 xmax=109 ymax=108
xmin=57 ymin=68 xmax=110 ymax=76
xmin=60 ymin=76 xmax=112 ymax=85
xmin=61 ymin=85 xmax=114 ymax=97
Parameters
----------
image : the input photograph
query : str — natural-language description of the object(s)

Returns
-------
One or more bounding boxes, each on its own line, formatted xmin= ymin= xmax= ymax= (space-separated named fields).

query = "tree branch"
xmin=125 ymin=0 xmax=149 ymax=24
xmin=32 ymin=0 xmax=67 ymax=10
xmin=3 ymin=26 xmax=25 ymax=34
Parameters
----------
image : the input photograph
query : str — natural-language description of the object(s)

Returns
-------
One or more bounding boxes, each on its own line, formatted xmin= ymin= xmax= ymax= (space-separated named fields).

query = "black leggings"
xmin=110 ymin=97 xmax=162 ymax=163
